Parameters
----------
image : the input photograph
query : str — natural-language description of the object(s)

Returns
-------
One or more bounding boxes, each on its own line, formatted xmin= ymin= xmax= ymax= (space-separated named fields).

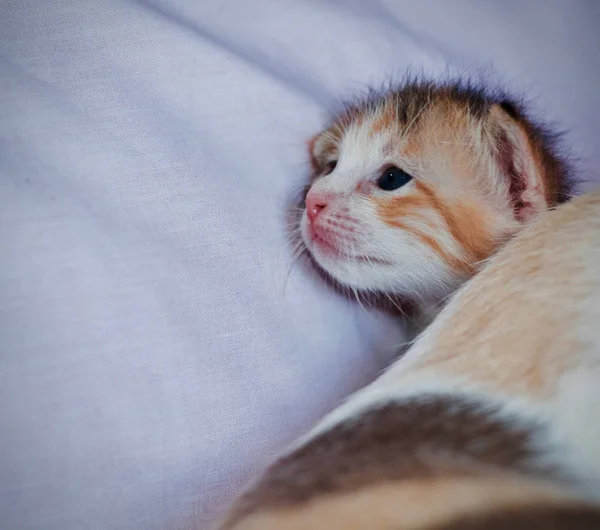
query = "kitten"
xmin=218 ymin=189 xmax=600 ymax=530
xmin=297 ymin=77 xmax=573 ymax=328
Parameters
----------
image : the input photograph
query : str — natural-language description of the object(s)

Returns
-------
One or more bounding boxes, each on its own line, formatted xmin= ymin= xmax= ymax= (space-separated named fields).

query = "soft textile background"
xmin=1 ymin=1 xmax=599 ymax=528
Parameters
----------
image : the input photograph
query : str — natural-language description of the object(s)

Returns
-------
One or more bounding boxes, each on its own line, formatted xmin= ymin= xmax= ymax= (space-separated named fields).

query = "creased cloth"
xmin=1 ymin=1 xmax=599 ymax=528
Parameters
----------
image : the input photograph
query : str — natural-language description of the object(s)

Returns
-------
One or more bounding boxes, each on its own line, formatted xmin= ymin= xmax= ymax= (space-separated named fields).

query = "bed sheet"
xmin=1 ymin=1 xmax=599 ymax=528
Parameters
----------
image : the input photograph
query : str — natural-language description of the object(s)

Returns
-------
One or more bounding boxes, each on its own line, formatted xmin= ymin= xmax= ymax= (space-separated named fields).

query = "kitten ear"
xmin=307 ymin=134 xmax=321 ymax=173
xmin=488 ymin=103 xmax=548 ymax=223
xmin=307 ymin=132 xmax=336 ymax=174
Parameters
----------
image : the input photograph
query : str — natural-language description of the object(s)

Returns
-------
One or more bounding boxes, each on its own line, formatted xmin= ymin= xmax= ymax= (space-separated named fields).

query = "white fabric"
xmin=1 ymin=1 xmax=599 ymax=528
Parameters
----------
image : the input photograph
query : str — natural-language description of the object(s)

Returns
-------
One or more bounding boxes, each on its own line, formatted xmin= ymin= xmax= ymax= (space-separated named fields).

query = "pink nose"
xmin=306 ymin=192 xmax=329 ymax=222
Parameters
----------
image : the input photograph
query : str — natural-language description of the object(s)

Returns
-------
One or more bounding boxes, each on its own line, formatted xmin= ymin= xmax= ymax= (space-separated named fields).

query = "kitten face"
xmin=300 ymin=81 xmax=570 ymax=303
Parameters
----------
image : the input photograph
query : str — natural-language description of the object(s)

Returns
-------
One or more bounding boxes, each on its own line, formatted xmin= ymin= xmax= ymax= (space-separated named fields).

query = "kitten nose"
xmin=306 ymin=192 xmax=329 ymax=222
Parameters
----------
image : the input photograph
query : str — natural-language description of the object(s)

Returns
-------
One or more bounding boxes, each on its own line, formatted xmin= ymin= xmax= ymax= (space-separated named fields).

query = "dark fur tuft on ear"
xmin=306 ymin=135 xmax=320 ymax=174
xmin=498 ymin=100 xmax=519 ymax=119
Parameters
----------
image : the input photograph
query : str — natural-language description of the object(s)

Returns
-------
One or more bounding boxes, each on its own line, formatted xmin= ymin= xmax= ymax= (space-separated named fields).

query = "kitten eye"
xmin=325 ymin=160 xmax=337 ymax=174
xmin=377 ymin=166 xmax=412 ymax=191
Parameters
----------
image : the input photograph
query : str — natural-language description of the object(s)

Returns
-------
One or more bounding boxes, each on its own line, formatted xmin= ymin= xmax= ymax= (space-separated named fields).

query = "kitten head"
xmin=300 ymin=78 xmax=572 ymax=304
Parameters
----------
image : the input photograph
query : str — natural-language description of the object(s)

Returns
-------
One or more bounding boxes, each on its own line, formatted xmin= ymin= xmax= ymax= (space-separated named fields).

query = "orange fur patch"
xmin=416 ymin=181 xmax=496 ymax=266
xmin=373 ymin=180 xmax=495 ymax=275
xmin=405 ymin=193 xmax=600 ymax=397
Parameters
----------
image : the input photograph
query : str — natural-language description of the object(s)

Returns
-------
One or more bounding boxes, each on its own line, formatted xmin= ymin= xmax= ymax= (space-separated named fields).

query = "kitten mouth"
xmin=310 ymin=231 xmax=391 ymax=266
xmin=311 ymin=231 xmax=345 ymax=257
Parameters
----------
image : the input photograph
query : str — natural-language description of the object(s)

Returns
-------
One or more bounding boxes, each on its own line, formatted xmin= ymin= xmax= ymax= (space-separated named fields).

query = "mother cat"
xmin=218 ymin=189 xmax=600 ymax=529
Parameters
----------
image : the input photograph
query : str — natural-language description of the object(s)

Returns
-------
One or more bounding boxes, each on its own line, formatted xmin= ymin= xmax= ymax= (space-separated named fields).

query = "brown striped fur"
xmin=221 ymin=396 xmax=558 ymax=528
xmin=227 ymin=397 xmax=547 ymax=516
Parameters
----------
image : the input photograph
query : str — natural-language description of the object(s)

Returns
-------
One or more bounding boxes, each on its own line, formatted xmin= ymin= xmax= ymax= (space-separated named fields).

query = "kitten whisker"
xmin=282 ymin=239 xmax=308 ymax=295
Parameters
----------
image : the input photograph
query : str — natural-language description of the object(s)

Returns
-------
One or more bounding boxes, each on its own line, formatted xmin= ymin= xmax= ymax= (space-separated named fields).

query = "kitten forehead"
xmin=320 ymin=101 xmax=474 ymax=198
xmin=339 ymin=120 xmax=398 ymax=168
xmin=336 ymin=89 xmax=480 ymax=153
